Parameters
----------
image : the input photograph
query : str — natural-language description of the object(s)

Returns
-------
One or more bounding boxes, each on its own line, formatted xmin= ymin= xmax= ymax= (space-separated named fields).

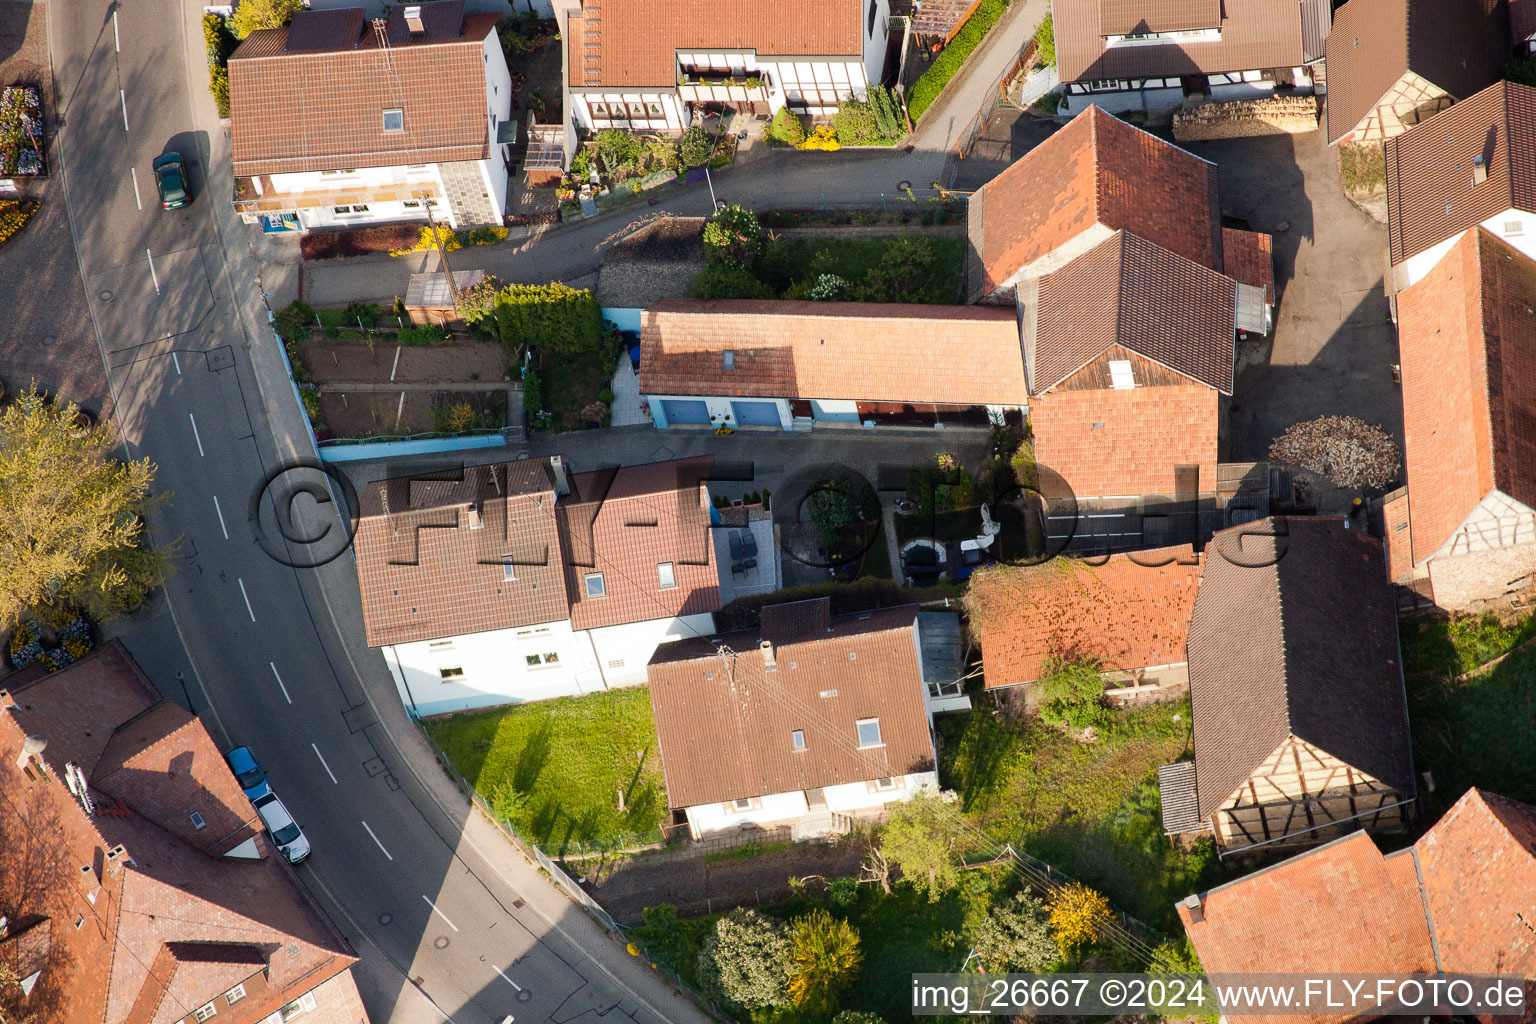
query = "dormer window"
xmin=382 ymin=108 xmax=404 ymax=132
xmin=723 ymin=350 xmax=736 ymax=370
xmin=1108 ymin=360 xmax=1135 ymax=389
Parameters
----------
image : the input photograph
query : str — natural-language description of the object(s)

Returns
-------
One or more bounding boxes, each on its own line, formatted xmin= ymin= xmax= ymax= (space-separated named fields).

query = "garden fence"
xmin=1002 ymin=845 xmax=1167 ymax=963
xmin=955 ymin=34 xmax=1043 ymax=158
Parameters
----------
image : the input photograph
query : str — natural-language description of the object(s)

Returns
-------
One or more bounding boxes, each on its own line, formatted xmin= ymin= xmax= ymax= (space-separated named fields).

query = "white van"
xmin=252 ymin=791 xmax=311 ymax=864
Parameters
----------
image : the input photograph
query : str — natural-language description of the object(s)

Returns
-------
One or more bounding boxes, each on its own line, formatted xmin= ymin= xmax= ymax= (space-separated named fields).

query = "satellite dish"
xmin=21 ymin=735 xmax=45 ymax=756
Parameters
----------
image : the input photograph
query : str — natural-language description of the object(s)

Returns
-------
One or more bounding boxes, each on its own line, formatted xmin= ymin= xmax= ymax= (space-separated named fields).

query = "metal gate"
xmin=730 ymin=400 xmax=781 ymax=426
xmin=660 ymin=399 xmax=711 ymax=424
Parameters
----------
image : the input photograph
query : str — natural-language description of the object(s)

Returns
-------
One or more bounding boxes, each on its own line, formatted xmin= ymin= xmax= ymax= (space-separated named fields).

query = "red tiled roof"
xmin=228 ymin=7 xmax=499 ymax=176
xmin=967 ymin=550 xmax=1200 ymax=688
xmin=968 ymin=107 xmax=1222 ymax=297
xmin=1180 ymin=786 xmax=1536 ymax=1023
xmin=1056 ymin=0 xmax=1308 ymax=86
xmin=0 ymin=642 xmax=361 ymax=1024
xmin=1179 ymin=832 xmax=1436 ymax=1024
xmin=646 ymin=603 xmax=934 ymax=807
xmin=1099 ymin=0 xmax=1221 ymax=35
xmin=638 ymin=299 xmax=1026 ymax=406
xmin=1033 ymin=230 xmax=1237 ymax=393
xmin=1397 ymin=229 xmax=1536 ymax=564
xmin=558 ymin=458 xmax=722 ymax=631
xmin=1222 ymin=227 xmax=1274 ymax=304
xmin=1384 ymin=81 xmax=1536 ymax=265
xmin=572 ymin=0 xmax=863 ymax=89
xmin=354 ymin=462 xmax=571 ymax=647
xmin=1325 ymin=0 xmax=1509 ymax=146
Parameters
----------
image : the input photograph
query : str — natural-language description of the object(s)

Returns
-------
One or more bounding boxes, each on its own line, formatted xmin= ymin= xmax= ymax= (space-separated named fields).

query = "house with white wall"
xmin=355 ymin=457 xmax=722 ymax=716
xmin=646 ymin=598 xmax=940 ymax=840
xmin=1052 ymin=0 xmax=1329 ymax=116
xmin=1383 ymin=80 xmax=1536 ymax=296
xmin=228 ymin=0 xmax=513 ymax=232
xmin=553 ymin=0 xmax=889 ymax=145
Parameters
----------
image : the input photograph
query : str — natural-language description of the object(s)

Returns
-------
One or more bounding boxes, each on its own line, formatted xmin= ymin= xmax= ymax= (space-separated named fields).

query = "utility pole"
xmin=419 ymin=192 xmax=462 ymax=309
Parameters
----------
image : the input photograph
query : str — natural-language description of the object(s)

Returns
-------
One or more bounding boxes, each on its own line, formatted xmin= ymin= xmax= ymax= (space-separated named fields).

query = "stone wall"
xmin=1172 ymin=96 xmax=1321 ymax=141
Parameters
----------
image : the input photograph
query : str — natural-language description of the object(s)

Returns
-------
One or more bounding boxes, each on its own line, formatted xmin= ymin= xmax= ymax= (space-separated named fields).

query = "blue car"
xmin=226 ymin=746 xmax=273 ymax=802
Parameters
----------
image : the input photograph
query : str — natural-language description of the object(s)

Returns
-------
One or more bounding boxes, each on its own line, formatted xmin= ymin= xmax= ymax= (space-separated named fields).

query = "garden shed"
xmin=404 ymin=269 xmax=487 ymax=325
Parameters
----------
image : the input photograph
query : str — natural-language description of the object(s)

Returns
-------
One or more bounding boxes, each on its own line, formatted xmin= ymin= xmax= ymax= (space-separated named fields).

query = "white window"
xmin=382 ymin=107 xmax=405 ymax=132
xmin=1108 ymin=360 xmax=1135 ymax=389
xmin=657 ymin=562 xmax=675 ymax=589
xmin=792 ymin=729 xmax=806 ymax=750
xmin=525 ymin=652 xmax=560 ymax=668
xmin=502 ymin=556 xmax=517 ymax=581
xmin=439 ymin=666 xmax=464 ymax=679
xmin=584 ymin=572 xmax=606 ymax=597
xmin=194 ymin=1004 xmax=218 ymax=1022
xmin=226 ymin=984 xmax=246 ymax=1005
xmin=856 ymin=718 xmax=882 ymax=748
xmin=725 ymin=797 xmax=760 ymax=813
xmin=280 ymin=993 xmax=318 ymax=1022
xmin=190 ymin=811 xmax=206 ymax=829
xmin=871 ymin=776 xmax=898 ymax=792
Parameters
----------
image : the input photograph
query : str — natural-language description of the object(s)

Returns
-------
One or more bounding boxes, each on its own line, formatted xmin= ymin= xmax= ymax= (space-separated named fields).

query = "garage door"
xmin=730 ymin=401 xmax=781 ymax=426
xmin=660 ymin=400 xmax=711 ymax=425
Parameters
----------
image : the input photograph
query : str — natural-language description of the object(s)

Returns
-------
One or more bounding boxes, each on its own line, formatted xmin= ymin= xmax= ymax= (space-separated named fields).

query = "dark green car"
xmin=153 ymin=152 xmax=189 ymax=210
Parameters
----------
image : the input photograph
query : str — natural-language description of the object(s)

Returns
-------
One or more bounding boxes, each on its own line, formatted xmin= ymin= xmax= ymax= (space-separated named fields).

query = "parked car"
xmin=225 ymin=746 xmax=272 ymax=802
xmin=252 ymin=791 xmax=311 ymax=864
xmin=153 ymin=152 xmax=190 ymax=210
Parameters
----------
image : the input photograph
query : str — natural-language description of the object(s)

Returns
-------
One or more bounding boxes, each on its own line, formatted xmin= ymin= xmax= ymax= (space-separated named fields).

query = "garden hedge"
xmin=907 ymin=0 xmax=1011 ymax=121
xmin=493 ymin=283 xmax=601 ymax=355
xmin=202 ymin=14 xmax=237 ymax=119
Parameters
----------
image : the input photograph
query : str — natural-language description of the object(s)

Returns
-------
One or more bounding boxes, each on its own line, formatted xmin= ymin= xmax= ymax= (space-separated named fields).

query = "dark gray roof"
xmin=284 ymin=8 xmax=363 ymax=52
xmin=1158 ymin=762 xmax=1209 ymax=834
xmin=917 ymin=611 xmax=964 ymax=685
xmin=386 ymin=0 xmax=467 ymax=43
xmin=597 ymin=217 xmax=707 ymax=310
xmin=1188 ymin=517 xmax=1414 ymax=819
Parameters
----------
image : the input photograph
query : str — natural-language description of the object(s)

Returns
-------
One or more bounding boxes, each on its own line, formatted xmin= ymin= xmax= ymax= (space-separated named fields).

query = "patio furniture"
xmin=739 ymin=530 xmax=758 ymax=559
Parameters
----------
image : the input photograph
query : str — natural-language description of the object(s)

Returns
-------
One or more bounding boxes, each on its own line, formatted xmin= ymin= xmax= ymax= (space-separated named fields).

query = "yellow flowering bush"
xmin=0 ymin=200 xmax=38 ymax=246
xmin=1047 ymin=882 xmax=1113 ymax=956
xmin=389 ymin=223 xmax=510 ymax=257
xmin=797 ymin=125 xmax=842 ymax=151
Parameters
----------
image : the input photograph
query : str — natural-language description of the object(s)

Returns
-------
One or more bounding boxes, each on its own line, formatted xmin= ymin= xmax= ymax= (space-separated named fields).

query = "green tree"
xmin=230 ymin=0 xmax=302 ymax=38
xmin=679 ymin=125 xmax=716 ymax=167
xmin=868 ymin=86 xmax=903 ymax=138
xmin=702 ymin=203 xmax=763 ymax=267
xmin=696 ymin=908 xmax=792 ymax=1011
xmin=1038 ymin=655 xmax=1107 ymax=731
xmin=831 ymin=1013 xmax=885 ymax=1024
xmin=879 ymin=790 xmax=966 ymax=901
xmin=0 ymin=958 xmax=38 ymax=1024
xmin=1034 ymin=13 xmax=1056 ymax=68
xmin=807 ymin=484 xmax=856 ymax=536
xmin=689 ymin=261 xmax=772 ymax=299
xmin=273 ymin=300 xmax=315 ymax=343
xmin=788 ymin=908 xmax=864 ymax=1016
xmin=972 ymin=891 xmax=1057 ymax=972
xmin=769 ymin=107 xmax=806 ymax=145
xmin=492 ymin=282 xmax=602 ymax=356
xmin=593 ymin=128 xmax=644 ymax=172
xmin=832 ymin=99 xmax=880 ymax=145
xmin=0 ymin=386 xmax=169 ymax=627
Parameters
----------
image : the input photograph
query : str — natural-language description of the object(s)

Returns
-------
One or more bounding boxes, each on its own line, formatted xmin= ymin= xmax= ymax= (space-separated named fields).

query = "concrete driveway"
xmin=1181 ymin=129 xmax=1402 ymax=463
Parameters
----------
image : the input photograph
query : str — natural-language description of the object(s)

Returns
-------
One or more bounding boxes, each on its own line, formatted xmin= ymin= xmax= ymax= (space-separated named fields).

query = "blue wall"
xmin=318 ymin=434 xmax=509 ymax=463
xmin=602 ymin=307 xmax=643 ymax=333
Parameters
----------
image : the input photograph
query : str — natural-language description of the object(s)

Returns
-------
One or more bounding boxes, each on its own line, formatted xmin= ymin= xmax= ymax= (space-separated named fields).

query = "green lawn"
xmin=424 ymin=688 xmax=668 ymax=852
xmin=538 ymin=348 xmax=617 ymax=432
xmin=1401 ymin=611 xmax=1536 ymax=815
xmin=940 ymin=703 xmax=1231 ymax=932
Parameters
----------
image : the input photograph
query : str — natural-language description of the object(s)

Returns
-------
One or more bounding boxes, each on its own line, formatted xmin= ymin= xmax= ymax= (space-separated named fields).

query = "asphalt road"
xmin=41 ymin=0 xmax=715 ymax=1021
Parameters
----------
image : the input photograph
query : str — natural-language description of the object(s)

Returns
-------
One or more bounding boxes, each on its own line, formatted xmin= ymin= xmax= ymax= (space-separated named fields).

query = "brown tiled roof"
xmin=228 ymin=7 xmax=499 ymax=176
xmin=1383 ymin=80 xmax=1536 ymax=265
xmin=572 ymin=0 xmax=863 ymax=89
xmin=1179 ymin=786 xmax=1536 ymax=1021
xmin=1325 ymin=0 xmax=1509 ymax=145
xmin=1033 ymin=230 xmax=1237 ymax=393
xmin=967 ymin=550 xmax=1200 ymax=688
xmin=1188 ymin=518 xmax=1412 ymax=818
xmin=1221 ymin=227 xmax=1274 ymax=303
xmin=968 ymin=107 xmax=1223 ymax=297
xmin=0 ymin=643 xmax=360 ymax=1024
xmin=1397 ymin=229 xmax=1536 ymax=563
xmin=1179 ymin=832 xmax=1437 ymax=1024
xmin=355 ymin=462 xmax=570 ymax=647
xmin=1098 ymin=0 xmax=1221 ymax=35
xmin=558 ymin=458 xmax=722 ymax=631
xmin=637 ymin=299 xmax=1026 ymax=405
xmin=1516 ymin=0 xmax=1536 ymax=42
xmin=1055 ymin=0 xmax=1307 ymax=85
xmin=646 ymin=603 xmax=934 ymax=807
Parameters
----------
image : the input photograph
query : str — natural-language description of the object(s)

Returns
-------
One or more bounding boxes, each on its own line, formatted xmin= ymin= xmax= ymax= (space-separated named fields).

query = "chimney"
xmin=1180 ymin=893 xmax=1205 ymax=925
xmin=759 ymin=639 xmax=776 ymax=670
xmin=1473 ymin=154 xmax=1488 ymax=185
xmin=403 ymin=5 xmax=425 ymax=34
xmin=15 ymin=734 xmax=45 ymax=771
xmin=549 ymin=455 xmax=571 ymax=496
xmin=466 ymin=502 xmax=484 ymax=531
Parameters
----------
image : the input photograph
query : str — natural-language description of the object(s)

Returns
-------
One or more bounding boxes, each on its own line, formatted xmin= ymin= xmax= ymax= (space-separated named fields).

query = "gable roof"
xmin=0 ymin=643 xmax=358 ymax=1024
xmin=637 ymin=299 xmax=1026 ymax=406
xmin=1397 ymin=228 xmax=1536 ymax=563
xmin=1187 ymin=518 xmax=1413 ymax=819
xmin=646 ymin=602 xmax=934 ymax=807
xmin=1325 ymin=0 xmax=1510 ymax=146
xmin=1384 ymin=80 xmax=1536 ymax=265
xmin=967 ymin=106 xmax=1223 ymax=297
xmin=571 ymin=0 xmax=864 ymax=89
xmin=1031 ymin=230 xmax=1237 ymax=393
xmin=1179 ymin=786 xmax=1536 ymax=1019
xmin=967 ymin=548 xmax=1201 ymax=688
xmin=1055 ymin=0 xmax=1317 ymax=86
xmin=228 ymin=3 xmax=499 ymax=176
xmin=354 ymin=462 xmax=570 ymax=646
xmin=557 ymin=458 xmax=722 ymax=631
